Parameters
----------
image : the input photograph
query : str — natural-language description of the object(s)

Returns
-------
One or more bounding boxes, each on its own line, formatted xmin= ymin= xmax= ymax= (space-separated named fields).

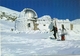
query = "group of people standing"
xmin=51 ymin=24 xmax=66 ymax=41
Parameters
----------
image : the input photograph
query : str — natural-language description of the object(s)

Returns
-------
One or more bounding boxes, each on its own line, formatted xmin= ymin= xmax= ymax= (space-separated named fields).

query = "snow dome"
xmin=20 ymin=8 xmax=38 ymax=19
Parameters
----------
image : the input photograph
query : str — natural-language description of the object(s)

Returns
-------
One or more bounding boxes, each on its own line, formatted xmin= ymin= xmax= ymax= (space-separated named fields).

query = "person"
xmin=51 ymin=26 xmax=58 ymax=39
xmin=61 ymin=24 xmax=66 ymax=41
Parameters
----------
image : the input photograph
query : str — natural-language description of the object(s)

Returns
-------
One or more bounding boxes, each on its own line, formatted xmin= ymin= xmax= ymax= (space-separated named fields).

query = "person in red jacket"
xmin=61 ymin=24 xmax=66 ymax=41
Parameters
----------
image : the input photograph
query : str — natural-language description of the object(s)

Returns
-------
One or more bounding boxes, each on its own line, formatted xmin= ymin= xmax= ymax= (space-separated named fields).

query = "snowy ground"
xmin=0 ymin=19 xmax=80 ymax=56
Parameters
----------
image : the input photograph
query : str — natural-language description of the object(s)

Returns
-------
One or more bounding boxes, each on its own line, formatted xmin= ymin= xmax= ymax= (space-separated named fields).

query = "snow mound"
xmin=0 ymin=18 xmax=15 ymax=31
xmin=71 ymin=19 xmax=80 ymax=24
xmin=38 ymin=15 xmax=51 ymax=21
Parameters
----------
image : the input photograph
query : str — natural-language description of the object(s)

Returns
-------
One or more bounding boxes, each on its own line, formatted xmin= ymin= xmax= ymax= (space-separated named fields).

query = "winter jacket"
xmin=61 ymin=28 xmax=66 ymax=35
xmin=52 ymin=26 xmax=57 ymax=33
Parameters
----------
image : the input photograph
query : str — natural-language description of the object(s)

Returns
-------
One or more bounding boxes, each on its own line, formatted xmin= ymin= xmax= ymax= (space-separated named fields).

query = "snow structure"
xmin=54 ymin=18 xmax=71 ymax=30
xmin=15 ymin=8 xmax=71 ymax=32
xmin=71 ymin=19 xmax=80 ymax=31
xmin=15 ymin=8 xmax=52 ymax=32
xmin=37 ymin=15 xmax=52 ymax=31
xmin=15 ymin=8 xmax=38 ymax=32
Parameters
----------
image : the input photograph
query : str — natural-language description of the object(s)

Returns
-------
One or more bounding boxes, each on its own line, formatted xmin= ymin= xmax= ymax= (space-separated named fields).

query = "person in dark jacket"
xmin=52 ymin=26 xmax=58 ymax=39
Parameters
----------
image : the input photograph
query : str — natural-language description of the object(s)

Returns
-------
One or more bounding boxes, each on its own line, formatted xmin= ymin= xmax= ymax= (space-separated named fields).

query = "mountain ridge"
xmin=0 ymin=6 xmax=20 ymax=21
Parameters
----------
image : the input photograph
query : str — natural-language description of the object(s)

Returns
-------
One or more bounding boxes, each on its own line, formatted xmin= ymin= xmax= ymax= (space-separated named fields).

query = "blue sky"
xmin=0 ymin=0 xmax=80 ymax=21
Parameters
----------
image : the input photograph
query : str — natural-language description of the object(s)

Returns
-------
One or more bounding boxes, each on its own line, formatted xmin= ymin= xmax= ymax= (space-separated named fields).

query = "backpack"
xmin=55 ymin=27 xmax=58 ymax=32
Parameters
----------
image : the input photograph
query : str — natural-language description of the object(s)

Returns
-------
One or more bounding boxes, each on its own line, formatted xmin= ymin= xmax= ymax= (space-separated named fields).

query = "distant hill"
xmin=0 ymin=6 xmax=20 ymax=21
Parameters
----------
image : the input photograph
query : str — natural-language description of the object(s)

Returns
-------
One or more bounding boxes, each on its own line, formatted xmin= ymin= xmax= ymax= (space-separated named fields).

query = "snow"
xmin=71 ymin=19 xmax=80 ymax=24
xmin=0 ymin=18 xmax=15 ymax=31
xmin=1 ymin=18 xmax=80 ymax=56
xmin=0 ymin=6 xmax=80 ymax=56
xmin=0 ymin=6 xmax=19 ymax=17
xmin=38 ymin=15 xmax=51 ymax=21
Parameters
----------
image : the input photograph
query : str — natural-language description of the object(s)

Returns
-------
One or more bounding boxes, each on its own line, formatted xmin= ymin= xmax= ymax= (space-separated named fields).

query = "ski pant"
xmin=53 ymin=33 xmax=57 ymax=39
xmin=61 ymin=34 xmax=65 ymax=41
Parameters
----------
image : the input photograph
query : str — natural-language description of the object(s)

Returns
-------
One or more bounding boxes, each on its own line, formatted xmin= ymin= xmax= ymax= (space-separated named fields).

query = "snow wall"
xmin=15 ymin=19 xmax=34 ymax=32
